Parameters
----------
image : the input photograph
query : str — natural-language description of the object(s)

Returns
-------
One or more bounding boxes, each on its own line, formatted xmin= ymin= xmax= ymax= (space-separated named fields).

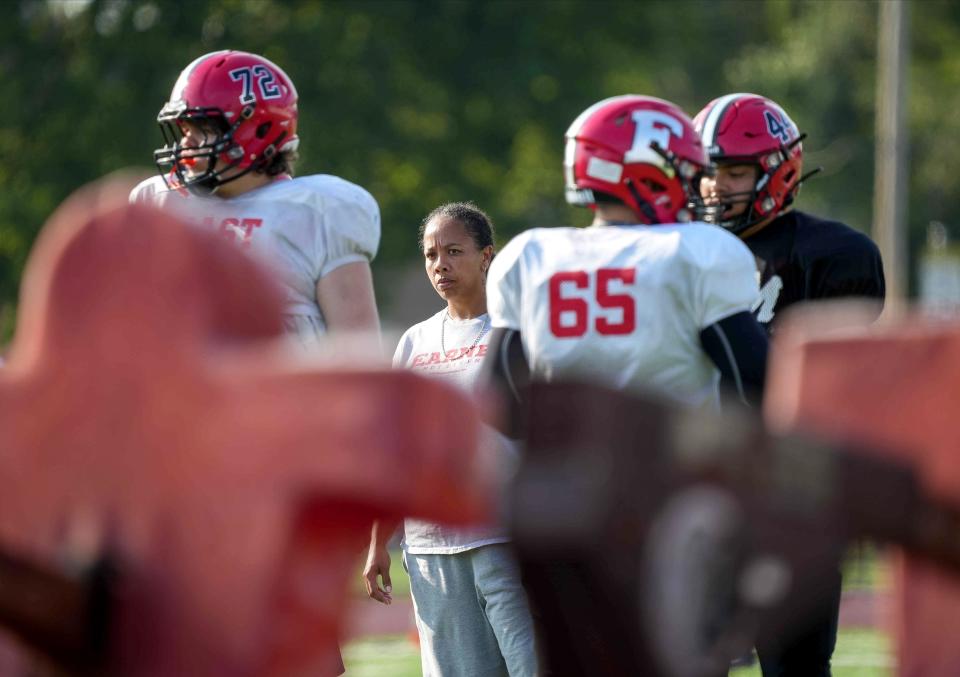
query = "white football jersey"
xmin=130 ymin=174 xmax=380 ymax=344
xmin=486 ymin=222 xmax=759 ymax=409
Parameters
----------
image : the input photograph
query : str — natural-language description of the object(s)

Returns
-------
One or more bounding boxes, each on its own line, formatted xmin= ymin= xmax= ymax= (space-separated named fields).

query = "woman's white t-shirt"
xmin=393 ymin=309 xmax=511 ymax=555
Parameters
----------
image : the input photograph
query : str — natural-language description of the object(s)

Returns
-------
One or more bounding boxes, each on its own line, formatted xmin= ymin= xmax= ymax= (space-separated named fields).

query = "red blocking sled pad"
xmin=766 ymin=303 xmax=960 ymax=677
xmin=0 ymin=179 xmax=490 ymax=676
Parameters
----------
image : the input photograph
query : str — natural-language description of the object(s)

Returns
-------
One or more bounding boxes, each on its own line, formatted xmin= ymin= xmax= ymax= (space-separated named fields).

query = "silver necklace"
xmin=440 ymin=311 xmax=489 ymax=360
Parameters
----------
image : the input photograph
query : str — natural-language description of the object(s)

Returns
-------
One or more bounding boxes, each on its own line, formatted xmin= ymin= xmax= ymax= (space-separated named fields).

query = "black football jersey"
xmin=744 ymin=210 xmax=886 ymax=332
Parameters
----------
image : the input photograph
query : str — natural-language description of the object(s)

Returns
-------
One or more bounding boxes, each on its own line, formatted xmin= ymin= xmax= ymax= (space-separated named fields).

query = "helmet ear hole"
xmin=640 ymin=177 xmax=668 ymax=194
xmin=256 ymin=122 xmax=272 ymax=139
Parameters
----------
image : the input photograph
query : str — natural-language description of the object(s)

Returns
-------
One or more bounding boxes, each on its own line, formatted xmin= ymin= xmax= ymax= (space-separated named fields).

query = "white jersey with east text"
xmin=486 ymin=223 xmax=759 ymax=409
xmin=130 ymin=174 xmax=380 ymax=345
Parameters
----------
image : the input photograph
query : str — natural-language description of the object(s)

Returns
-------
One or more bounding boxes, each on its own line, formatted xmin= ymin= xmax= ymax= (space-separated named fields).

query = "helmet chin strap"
xmin=702 ymin=189 xmax=754 ymax=228
xmin=648 ymin=142 xmax=707 ymax=223
xmin=736 ymin=213 xmax=778 ymax=241
xmin=730 ymin=163 xmax=822 ymax=236
xmin=181 ymin=155 xmax=223 ymax=195
xmin=728 ymin=187 xmax=762 ymax=235
xmin=625 ymin=179 xmax=661 ymax=225
xmin=178 ymin=145 xmax=271 ymax=196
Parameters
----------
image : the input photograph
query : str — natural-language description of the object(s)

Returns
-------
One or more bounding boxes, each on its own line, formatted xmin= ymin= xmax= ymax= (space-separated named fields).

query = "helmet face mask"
xmin=156 ymin=108 xmax=243 ymax=195
xmin=701 ymin=161 xmax=762 ymax=231
xmin=153 ymin=51 xmax=299 ymax=196
xmin=694 ymin=94 xmax=804 ymax=235
xmin=564 ymin=95 xmax=711 ymax=225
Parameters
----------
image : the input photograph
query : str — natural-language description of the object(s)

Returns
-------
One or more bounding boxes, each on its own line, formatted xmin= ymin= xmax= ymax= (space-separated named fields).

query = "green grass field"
xmin=343 ymin=635 xmax=421 ymax=677
xmin=345 ymin=547 xmax=892 ymax=676
xmin=730 ymin=629 xmax=893 ymax=677
xmin=344 ymin=628 xmax=892 ymax=676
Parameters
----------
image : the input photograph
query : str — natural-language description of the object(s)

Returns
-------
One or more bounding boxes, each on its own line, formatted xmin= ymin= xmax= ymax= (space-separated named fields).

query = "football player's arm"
xmin=482 ymin=327 xmax=531 ymax=440
xmin=483 ymin=234 xmax=530 ymax=437
xmin=316 ymin=261 xmax=381 ymax=333
xmin=316 ymin=187 xmax=382 ymax=334
xmin=699 ymin=311 xmax=769 ymax=407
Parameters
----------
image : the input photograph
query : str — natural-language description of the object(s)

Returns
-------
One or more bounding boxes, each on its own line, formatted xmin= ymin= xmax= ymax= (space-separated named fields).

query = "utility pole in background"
xmin=874 ymin=0 xmax=910 ymax=315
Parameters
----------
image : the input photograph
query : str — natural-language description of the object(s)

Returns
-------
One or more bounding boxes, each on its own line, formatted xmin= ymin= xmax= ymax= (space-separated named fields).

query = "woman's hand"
xmin=363 ymin=521 xmax=396 ymax=604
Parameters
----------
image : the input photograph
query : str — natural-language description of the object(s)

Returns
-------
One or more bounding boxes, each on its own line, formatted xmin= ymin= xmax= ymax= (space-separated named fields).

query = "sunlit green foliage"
xmin=2 ymin=0 xmax=958 ymax=341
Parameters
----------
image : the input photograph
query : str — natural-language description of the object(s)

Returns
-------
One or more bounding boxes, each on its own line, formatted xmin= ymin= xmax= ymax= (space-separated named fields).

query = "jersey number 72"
xmin=549 ymin=268 xmax=636 ymax=338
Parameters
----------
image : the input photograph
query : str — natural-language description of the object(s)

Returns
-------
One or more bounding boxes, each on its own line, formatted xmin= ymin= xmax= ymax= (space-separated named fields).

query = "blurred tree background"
xmin=1 ymin=0 xmax=958 ymax=342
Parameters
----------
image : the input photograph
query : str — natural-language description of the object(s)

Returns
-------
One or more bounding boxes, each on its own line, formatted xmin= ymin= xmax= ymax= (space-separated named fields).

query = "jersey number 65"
xmin=549 ymin=268 xmax=636 ymax=338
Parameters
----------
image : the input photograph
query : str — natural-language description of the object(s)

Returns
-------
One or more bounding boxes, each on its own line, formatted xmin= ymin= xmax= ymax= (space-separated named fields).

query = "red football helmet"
xmin=693 ymin=93 xmax=804 ymax=234
xmin=564 ymin=95 xmax=710 ymax=225
xmin=154 ymin=50 xmax=299 ymax=194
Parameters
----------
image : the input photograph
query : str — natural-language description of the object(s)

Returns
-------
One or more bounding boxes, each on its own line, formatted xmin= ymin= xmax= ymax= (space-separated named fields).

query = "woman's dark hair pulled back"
xmin=419 ymin=202 xmax=495 ymax=253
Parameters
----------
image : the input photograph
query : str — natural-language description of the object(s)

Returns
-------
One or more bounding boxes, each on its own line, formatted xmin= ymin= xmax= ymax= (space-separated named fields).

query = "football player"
xmin=694 ymin=93 xmax=886 ymax=677
xmin=130 ymin=50 xmax=380 ymax=350
xmin=130 ymin=50 xmax=382 ymax=676
xmin=485 ymin=95 xmax=769 ymax=437
xmin=483 ymin=95 xmax=770 ymax=674
xmin=695 ymin=93 xmax=885 ymax=332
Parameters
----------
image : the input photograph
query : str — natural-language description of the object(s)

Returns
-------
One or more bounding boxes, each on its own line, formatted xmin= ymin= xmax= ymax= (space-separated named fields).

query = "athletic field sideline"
xmin=345 ymin=547 xmax=892 ymax=674
xmin=343 ymin=628 xmax=892 ymax=676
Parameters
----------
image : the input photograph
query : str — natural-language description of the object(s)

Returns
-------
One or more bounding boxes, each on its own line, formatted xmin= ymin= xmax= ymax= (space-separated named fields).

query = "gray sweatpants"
xmin=405 ymin=544 xmax=537 ymax=677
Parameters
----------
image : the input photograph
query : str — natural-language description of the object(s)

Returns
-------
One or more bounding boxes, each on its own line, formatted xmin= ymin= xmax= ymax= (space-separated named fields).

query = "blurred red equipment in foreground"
xmin=767 ymin=304 xmax=960 ymax=676
xmin=0 ymin=178 xmax=489 ymax=675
